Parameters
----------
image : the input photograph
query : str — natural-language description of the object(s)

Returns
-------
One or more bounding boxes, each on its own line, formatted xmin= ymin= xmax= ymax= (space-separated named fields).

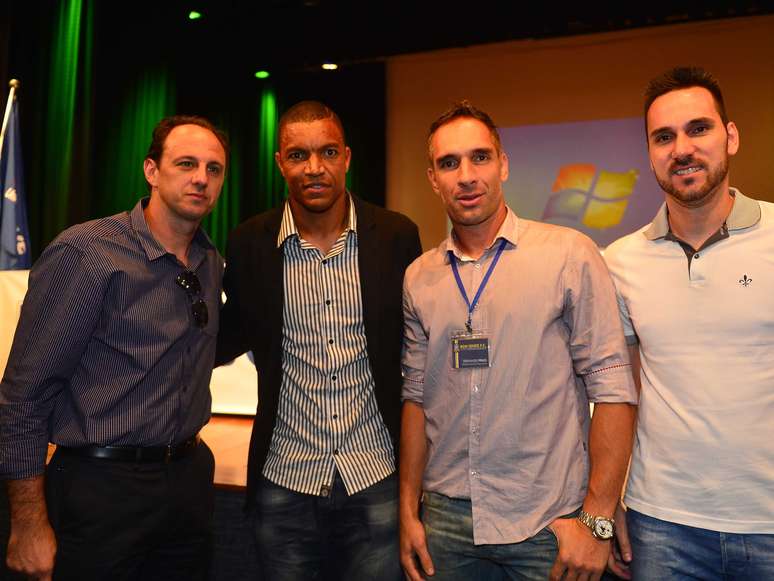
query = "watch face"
xmin=594 ymin=519 xmax=614 ymax=539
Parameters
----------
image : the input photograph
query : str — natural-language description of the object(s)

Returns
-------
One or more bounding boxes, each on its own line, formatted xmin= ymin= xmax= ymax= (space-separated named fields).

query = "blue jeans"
xmin=628 ymin=509 xmax=774 ymax=580
xmin=253 ymin=472 xmax=401 ymax=581
xmin=422 ymin=491 xmax=561 ymax=581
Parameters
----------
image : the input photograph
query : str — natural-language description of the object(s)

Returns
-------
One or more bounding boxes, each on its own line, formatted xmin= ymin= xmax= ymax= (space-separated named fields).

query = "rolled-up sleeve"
xmin=401 ymin=270 xmax=426 ymax=404
xmin=0 ymin=242 xmax=104 ymax=479
xmin=563 ymin=236 xmax=638 ymax=404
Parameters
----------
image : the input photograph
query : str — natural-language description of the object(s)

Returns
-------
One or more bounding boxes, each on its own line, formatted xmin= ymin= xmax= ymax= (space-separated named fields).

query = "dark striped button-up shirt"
xmin=0 ymin=199 xmax=223 ymax=480
xmin=262 ymin=199 xmax=395 ymax=496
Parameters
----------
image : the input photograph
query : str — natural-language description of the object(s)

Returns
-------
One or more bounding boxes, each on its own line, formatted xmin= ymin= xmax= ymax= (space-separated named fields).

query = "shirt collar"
xmin=131 ymin=198 xmax=167 ymax=261
xmin=644 ymin=187 xmax=761 ymax=241
xmin=130 ymin=197 xmax=215 ymax=265
xmin=277 ymin=194 xmax=357 ymax=248
xmin=444 ymin=206 xmax=519 ymax=262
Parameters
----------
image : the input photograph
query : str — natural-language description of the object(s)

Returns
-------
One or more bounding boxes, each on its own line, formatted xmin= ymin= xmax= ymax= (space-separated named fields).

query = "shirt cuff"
xmin=583 ymin=363 xmax=639 ymax=404
xmin=401 ymin=376 xmax=424 ymax=404
xmin=0 ymin=436 xmax=49 ymax=480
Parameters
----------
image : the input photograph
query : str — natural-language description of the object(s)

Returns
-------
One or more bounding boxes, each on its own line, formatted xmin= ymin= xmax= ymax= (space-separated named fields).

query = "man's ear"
xmin=499 ymin=151 xmax=509 ymax=182
xmin=726 ymin=121 xmax=740 ymax=157
xmin=143 ymin=158 xmax=159 ymax=189
xmin=274 ymin=151 xmax=286 ymax=179
xmin=427 ymin=166 xmax=440 ymax=195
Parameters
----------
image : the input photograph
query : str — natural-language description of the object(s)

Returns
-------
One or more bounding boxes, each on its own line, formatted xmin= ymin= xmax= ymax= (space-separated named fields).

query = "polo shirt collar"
xmin=277 ymin=194 xmax=358 ymax=248
xmin=445 ymin=205 xmax=519 ymax=262
xmin=644 ymin=187 xmax=761 ymax=241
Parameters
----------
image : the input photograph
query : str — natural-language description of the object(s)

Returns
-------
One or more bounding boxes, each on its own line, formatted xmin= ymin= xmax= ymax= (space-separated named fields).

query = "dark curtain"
xmin=4 ymin=1 xmax=386 ymax=257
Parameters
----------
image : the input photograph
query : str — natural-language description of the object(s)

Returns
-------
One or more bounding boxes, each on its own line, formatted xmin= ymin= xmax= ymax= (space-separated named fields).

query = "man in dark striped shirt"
xmin=217 ymin=101 xmax=421 ymax=580
xmin=0 ymin=116 xmax=228 ymax=580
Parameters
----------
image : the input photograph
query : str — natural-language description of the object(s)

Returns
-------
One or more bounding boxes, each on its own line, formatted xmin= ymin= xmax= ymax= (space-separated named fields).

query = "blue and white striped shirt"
xmin=262 ymin=199 xmax=395 ymax=496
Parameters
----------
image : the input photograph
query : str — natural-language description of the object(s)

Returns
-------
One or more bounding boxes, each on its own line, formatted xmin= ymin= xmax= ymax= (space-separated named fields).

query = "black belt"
xmin=57 ymin=434 xmax=201 ymax=463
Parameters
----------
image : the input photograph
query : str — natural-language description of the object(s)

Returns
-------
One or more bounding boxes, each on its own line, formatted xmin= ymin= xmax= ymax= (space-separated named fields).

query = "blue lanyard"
xmin=449 ymin=238 xmax=507 ymax=333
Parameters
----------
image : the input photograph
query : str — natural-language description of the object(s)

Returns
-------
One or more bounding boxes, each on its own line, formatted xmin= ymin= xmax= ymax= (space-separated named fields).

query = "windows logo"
xmin=542 ymin=164 xmax=639 ymax=229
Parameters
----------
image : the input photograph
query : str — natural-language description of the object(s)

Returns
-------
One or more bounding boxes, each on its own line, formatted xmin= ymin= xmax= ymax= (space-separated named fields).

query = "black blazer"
xmin=216 ymin=196 xmax=422 ymax=504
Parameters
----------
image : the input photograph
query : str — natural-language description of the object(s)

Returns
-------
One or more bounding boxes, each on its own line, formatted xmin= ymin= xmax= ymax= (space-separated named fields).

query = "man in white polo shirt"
xmin=604 ymin=66 xmax=774 ymax=580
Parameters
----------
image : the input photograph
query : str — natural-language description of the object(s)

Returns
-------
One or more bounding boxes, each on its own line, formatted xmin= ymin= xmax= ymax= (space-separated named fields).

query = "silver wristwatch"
xmin=577 ymin=510 xmax=615 ymax=540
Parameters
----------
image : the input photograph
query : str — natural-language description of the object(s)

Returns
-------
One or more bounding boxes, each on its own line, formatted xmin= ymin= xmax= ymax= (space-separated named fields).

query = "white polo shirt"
xmin=604 ymin=189 xmax=774 ymax=534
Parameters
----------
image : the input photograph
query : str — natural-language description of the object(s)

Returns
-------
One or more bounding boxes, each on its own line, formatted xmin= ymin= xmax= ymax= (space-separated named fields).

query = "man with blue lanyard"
xmin=399 ymin=101 xmax=638 ymax=581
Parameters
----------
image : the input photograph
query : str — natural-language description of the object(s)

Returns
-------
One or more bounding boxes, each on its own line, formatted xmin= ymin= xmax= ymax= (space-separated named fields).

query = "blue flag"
xmin=0 ymin=97 xmax=31 ymax=269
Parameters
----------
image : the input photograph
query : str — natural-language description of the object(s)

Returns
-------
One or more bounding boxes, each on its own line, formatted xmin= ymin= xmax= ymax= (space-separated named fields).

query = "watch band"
xmin=577 ymin=509 xmax=615 ymax=539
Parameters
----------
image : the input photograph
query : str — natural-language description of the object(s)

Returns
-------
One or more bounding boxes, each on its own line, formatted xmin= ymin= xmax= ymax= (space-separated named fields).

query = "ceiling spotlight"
xmin=188 ymin=11 xmax=202 ymax=20
xmin=254 ymin=70 xmax=270 ymax=79
xmin=321 ymin=63 xmax=338 ymax=71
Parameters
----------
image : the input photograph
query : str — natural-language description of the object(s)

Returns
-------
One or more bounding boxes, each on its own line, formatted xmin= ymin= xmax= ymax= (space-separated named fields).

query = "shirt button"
xmin=320 ymin=485 xmax=330 ymax=497
xmin=333 ymin=449 xmax=339 ymax=455
xmin=473 ymin=385 xmax=479 ymax=393
xmin=694 ymin=253 xmax=700 ymax=259
xmin=325 ymin=299 xmax=331 ymax=305
xmin=328 ymin=339 xmax=334 ymax=345
xmin=322 ymin=259 xmax=328 ymax=265
xmin=332 ymin=414 xmax=338 ymax=420
xmin=332 ymin=375 xmax=337 ymax=381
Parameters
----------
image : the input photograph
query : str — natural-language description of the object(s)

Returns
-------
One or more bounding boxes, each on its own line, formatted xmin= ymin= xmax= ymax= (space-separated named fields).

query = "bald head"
xmin=278 ymin=101 xmax=346 ymax=146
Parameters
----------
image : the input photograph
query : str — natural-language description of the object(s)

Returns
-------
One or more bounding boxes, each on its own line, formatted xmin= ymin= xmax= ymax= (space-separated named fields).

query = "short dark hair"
xmin=427 ymin=100 xmax=502 ymax=164
xmin=145 ymin=115 xmax=230 ymax=166
xmin=278 ymin=100 xmax=346 ymax=144
xmin=644 ymin=66 xmax=729 ymax=125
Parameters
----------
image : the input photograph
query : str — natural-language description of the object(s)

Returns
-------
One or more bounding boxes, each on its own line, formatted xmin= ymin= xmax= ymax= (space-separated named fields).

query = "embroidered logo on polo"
xmin=542 ymin=164 xmax=638 ymax=229
xmin=739 ymin=275 xmax=752 ymax=287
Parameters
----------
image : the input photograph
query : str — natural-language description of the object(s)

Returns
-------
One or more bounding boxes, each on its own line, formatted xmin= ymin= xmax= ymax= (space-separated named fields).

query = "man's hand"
xmin=399 ymin=401 xmax=433 ymax=580
xmin=548 ymin=516 xmax=610 ymax=581
xmin=6 ymin=514 xmax=56 ymax=580
xmin=400 ymin=513 xmax=434 ymax=580
xmin=6 ymin=477 xmax=56 ymax=580
xmin=607 ymin=501 xmax=632 ymax=580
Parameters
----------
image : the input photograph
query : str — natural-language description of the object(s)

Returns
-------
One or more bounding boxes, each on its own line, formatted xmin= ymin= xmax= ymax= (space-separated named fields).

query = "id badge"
xmin=451 ymin=330 xmax=490 ymax=369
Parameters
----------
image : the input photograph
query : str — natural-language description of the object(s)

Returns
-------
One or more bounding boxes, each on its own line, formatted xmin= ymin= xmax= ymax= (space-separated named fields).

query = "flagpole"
xmin=0 ymin=79 xmax=20 ymax=157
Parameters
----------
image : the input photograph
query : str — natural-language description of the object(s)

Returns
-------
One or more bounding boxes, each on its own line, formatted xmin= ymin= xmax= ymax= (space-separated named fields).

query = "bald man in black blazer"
xmin=217 ymin=101 xmax=421 ymax=581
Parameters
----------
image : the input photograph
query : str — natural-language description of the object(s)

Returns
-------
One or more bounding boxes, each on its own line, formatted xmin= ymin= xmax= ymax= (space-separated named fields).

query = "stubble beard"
xmin=657 ymin=154 xmax=729 ymax=209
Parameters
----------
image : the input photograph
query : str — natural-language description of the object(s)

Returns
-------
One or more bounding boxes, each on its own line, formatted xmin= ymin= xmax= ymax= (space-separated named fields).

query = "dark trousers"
xmin=45 ymin=440 xmax=215 ymax=581
xmin=253 ymin=472 xmax=401 ymax=581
